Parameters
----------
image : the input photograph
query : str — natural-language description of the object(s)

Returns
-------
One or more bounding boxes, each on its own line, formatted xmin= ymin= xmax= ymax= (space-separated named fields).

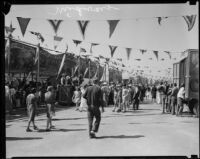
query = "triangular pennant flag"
xmin=30 ymin=31 xmax=45 ymax=43
xmin=77 ymin=20 xmax=89 ymax=39
xmin=80 ymin=47 xmax=86 ymax=53
xmin=5 ymin=22 xmax=15 ymax=37
xmin=164 ymin=51 xmax=171 ymax=59
xmin=54 ymin=35 xmax=63 ymax=50
xmin=73 ymin=40 xmax=82 ymax=47
xmin=48 ymin=19 xmax=63 ymax=34
xmin=90 ymin=43 xmax=99 ymax=53
xmin=140 ymin=49 xmax=147 ymax=55
xmin=107 ymin=20 xmax=119 ymax=38
xmin=158 ymin=17 xmax=162 ymax=25
xmin=117 ymin=58 xmax=122 ymax=62
xmin=126 ymin=48 xmax=132 ymax=60
xmin=183 ymin=15 xmax=196 ymax=31
xmin=17 ymin=17 xmax=31 ymax=36
xmin=153 ymin=51 xmax=158 ymax=60
xmin=57 ymin=53 xmax=66 ymax=79
xmin=109 ymin=45 xmax=117 ymax=57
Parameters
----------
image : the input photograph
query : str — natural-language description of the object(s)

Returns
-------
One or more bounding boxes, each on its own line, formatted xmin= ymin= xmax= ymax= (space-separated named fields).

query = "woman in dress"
xmin=72 ymin=86 xmax=81 ymax=111
xmin=79 ymin=85 xmax=88 ymax=112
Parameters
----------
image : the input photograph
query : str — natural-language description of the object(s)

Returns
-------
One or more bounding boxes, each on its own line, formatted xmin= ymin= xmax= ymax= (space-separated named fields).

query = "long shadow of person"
xmin=96 ymin=135 xmax=145 ymax=139
xmin=37 ymin=128 xmax=87 ymax=132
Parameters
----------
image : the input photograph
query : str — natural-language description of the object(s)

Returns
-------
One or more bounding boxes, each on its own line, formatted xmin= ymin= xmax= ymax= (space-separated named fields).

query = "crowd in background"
xmin=5 ymin=73 xmax=199 ymax=119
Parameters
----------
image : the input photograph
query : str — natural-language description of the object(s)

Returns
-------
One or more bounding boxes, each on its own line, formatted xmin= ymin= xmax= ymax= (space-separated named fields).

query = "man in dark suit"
xmin=83 ymin=78 xmax=104 ymax=138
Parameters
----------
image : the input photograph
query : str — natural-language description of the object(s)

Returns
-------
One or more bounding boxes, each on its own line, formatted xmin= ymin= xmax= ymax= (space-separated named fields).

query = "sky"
xmin=5 ymin=3 xmax=199 ymax=78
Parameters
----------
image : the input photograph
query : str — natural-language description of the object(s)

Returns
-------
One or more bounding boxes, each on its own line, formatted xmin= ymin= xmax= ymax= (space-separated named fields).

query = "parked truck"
xmin=173 ymin=49 xmax=199 ymax=117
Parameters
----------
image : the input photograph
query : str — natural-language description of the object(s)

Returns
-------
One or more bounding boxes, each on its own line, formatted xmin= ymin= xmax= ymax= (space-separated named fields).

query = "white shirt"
xmin=177 ymin=87 xmax=185 ymax=99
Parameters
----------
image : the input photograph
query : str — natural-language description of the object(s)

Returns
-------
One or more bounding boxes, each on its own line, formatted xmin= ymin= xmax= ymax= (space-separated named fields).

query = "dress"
xmin=72 ymin=90 xmax=81 ymax=104
xmin=80 ymin=88 xmax=88 ymax=110
xmin=26 ymin=94 xmax=37 ymax=121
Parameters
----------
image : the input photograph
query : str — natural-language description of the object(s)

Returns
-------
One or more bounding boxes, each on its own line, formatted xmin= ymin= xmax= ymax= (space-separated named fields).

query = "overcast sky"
xmin=5 ymin=3 xmax=198 ymax=78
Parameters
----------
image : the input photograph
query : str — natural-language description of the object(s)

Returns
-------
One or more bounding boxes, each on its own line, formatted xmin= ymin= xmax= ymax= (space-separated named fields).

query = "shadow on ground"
xmin=96 ymin=135 xmax=145 ymax=139
xmin=6 ymin=137 xmax=43 ymax=141
xmin=37 ymin=128 xmax=87 ymax=133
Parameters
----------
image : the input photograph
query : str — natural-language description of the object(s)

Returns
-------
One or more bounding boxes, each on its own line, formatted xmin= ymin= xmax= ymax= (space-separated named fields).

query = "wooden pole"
xmin=7 ymin=36 xmax=11 ymax=83
xmin=78 ymin=51 xmax=80 ymax=86
xmin=36 ymin=43 xmax=40 ymax=90
xmin=89 ymin=59 xmax=91 ymax=80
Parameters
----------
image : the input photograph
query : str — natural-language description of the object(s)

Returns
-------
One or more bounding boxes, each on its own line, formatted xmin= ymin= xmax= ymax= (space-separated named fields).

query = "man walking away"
xmin=170 ymin=83 xmax=179 ymax=115
xmin=158 ymin=82 xmax=166 ymax=113
xmin=132 ymin=85 xmax=141 ymax=110
xmin=83 ymin=78 xmax=104 ymax=138
xmin=26 ymin=88 xmax=39 ymax=132
xmin=45 ymin=86 xmax=56 ymax=131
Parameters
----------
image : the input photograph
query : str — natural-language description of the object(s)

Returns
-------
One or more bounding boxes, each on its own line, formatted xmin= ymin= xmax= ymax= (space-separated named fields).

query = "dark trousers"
xmin=171 ymin=96 xmax=177 ymax=115
xmin=133 ymin=99 xmax=139 ymax=110
xmin=87 ymin=106 xmax=101 ymax=135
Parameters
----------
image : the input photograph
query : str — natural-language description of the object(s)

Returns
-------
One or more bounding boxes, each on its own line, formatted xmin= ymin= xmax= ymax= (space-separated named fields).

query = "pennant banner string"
xmin=8 ymin=14 xmax=197 ymax=22
xmin=16 ymin=17 xmax=31 ymax=37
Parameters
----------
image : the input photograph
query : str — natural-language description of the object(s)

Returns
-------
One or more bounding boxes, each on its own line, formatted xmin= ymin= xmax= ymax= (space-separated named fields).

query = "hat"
xmin=47 ymin=86 xmax=54 ymax=91
xmin=31 ymin=88 xmax=37 ymax=94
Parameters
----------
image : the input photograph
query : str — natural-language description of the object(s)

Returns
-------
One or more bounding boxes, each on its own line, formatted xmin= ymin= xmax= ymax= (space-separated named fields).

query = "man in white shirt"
xmin=177 ymin=83 xmax=185 ymax=116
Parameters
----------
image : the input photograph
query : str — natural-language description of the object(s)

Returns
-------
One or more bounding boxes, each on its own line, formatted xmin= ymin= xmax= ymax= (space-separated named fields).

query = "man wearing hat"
xmin=101 ymin=82 xmax=110 ymax=108
xmin=26 ymin=88 xmax=39 ymax=132
xmin=83 ymin=78 xmax=104 ymax=138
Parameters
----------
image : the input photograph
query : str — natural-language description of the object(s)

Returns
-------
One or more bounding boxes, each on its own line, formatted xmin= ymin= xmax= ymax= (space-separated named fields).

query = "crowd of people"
xmin=5 ymin=73 xmax=198 ymax=136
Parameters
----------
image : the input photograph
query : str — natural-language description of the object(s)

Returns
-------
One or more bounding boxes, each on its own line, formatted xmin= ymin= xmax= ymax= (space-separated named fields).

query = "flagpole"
xmin=36 ymin=43 xmax=40 ymax=90
xmin=7 ymin=35 xmax=11 ymax=82
xmin=88 ymin=58 xmax=91 ymax=80
xmin=78 ymin=49 xmax=80 ymax=86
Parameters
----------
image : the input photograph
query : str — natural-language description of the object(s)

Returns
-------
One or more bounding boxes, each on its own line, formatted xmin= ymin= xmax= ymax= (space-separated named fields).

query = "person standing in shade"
xmin=170 ymin=83 xmax=179 ymax=115
xmin=158 ymin=82 xmax=166 ymax=113
xmin=177 ymin=83 xmax=185 ymax=116
xmin=26 ymin=88 xmax=39 ymax=132
xmin=122 ymin=84 xmax=129 ymax=113
xmin=44 ymin=86 xmax=56 ymax=131
xmin=132 ymin=85 xmax=141 ymax=110
xmin=151 ymin=85 xmax=157 ymax=103
xmin=83 ymin=78 xmax=104 ymax=138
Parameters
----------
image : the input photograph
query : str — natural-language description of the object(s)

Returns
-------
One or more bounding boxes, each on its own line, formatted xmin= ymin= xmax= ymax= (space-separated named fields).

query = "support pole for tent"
xmin=97 ymin=63 xmax=99 ymax=81
xmin=36 ymin=43 xmax=40 ymax=90
xmin=78 ymin=50 xmax=80 ymax=86
xmin=89 ymin=59 xmax=91 ymax=80
xmin=7 ymin=36 xmax=11 ymax=83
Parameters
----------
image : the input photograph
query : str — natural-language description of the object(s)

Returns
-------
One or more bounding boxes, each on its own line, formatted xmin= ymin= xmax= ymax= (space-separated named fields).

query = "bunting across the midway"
xmin=73 ymin=39 xmax=82 ymax=47
xmin=107 ymin=20 xmax=119 ymax=38
xmin=90 ymin=43 xmax=99 ymax=53
xmin=109 ymin=45 xmax=117 ymax=57
xmin=17 ymin=17 xmax=31 ymax=36
xmin=48 ymin=19 xmax=63 ymax=34
xmin=77 ymin=20 xmax=89 ymax=39
xmin=126 ymin=48 xmax=132 ymax=60
xmin=183 ymin=15 xmax=197 ymax=31
xmin=5 ymin=22 xmax=15 ymax=37
xmin=54 ymin=35 xmax=63 ymax=50
xmin=153 ymin=51 xmax=158 ymax=60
